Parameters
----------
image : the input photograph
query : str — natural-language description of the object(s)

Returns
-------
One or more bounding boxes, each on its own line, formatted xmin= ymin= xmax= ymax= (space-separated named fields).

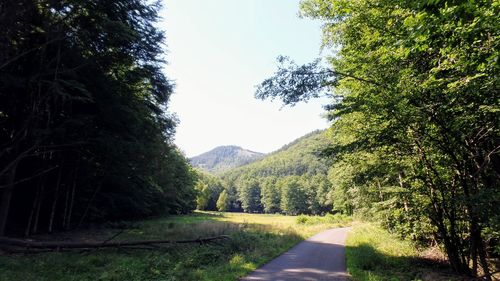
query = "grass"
xmin=346 ymin=223 xmax=465 ymax=281
xmin=0 ymin=211 xmax=350 ymax=281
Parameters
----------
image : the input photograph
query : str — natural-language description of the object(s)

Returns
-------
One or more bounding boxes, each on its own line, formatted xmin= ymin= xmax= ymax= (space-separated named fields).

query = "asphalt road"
xmin=240 ymin=227 xmax=351 ymax=281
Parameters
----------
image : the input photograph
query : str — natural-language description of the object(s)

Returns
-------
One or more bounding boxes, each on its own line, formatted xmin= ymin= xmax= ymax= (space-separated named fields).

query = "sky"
xmin=161 ymin=0 xmax=331 ymax=157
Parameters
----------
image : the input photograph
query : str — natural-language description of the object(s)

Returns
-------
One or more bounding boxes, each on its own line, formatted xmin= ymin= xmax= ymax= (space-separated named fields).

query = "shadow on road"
xmin=242 ymin=228 xmax=350 ymax=281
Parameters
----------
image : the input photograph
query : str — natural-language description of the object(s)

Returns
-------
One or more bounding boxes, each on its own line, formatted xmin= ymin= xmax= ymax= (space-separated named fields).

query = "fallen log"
xmin=0 ymin=235 xmax=230 ymax=250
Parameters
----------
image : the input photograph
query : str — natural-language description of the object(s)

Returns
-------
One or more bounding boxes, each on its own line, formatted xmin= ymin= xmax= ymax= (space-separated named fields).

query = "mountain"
xmin=190 ymin=145 xmax=265 ymax=174
xmin=218 ymin=129 xmax=334 ymax=214
xmin=222 ymin=130 xmax=332 ymax=180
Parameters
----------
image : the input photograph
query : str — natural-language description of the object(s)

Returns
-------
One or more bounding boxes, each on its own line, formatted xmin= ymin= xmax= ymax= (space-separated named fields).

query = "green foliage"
xmin=0 ymin=0 xmax=197 ymax=235
xmin=257 ymin=0 xmax=499 ymax=276
xmin=346 ymin=224 xmax=461 ymax=281
xmin=216 ymin=190 xmax=230 ymax=212
xmin=296 ymin=213 xmax=352 ymax=225
xmin=196 ymin=182 xmax=211 ymax=210
xmin=239 ymin=179 xmax=262 ymax=213
xmin=223 ymin=130 xmax=332 ymax=180
xmin=195 ymin=171 xmax=225 ymax=211
xmin=260 ymin=178 xmax=281 ymax=213
xmin=221 ymin=130 xmax=335 ymax=215
xmin=280 ymin=176 xmax=308 ymax=215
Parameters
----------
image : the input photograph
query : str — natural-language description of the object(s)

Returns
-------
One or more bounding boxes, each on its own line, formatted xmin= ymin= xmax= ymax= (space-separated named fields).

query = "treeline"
xmin=257 ymin=0 xmax=499 ymax=278
xmin=195 ymin=130 xmax=333 ymax=215
xmin=0 ymin=0 xmax=196 ymax=236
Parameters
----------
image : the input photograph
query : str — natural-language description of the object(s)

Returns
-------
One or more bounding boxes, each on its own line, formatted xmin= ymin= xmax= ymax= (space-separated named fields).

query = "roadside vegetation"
xmin=346 ymin=224 xmax=467 ymax=281
xmin=0 ymin=212 xmax=351 ymax=281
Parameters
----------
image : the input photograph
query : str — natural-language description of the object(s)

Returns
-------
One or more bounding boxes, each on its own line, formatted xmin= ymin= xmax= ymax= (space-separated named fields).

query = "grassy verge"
xmin=0 ymin=212 xmax=350 ymax=281
xmin=346 ymin=223 xmax=464 ymax=281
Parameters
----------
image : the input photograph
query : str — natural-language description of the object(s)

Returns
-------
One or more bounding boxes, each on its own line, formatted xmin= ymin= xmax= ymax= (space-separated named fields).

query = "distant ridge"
xmin=190 ymin=145 xmax=265 ymax=174
xmin=221 ymin=129 xmax=331 ymax=179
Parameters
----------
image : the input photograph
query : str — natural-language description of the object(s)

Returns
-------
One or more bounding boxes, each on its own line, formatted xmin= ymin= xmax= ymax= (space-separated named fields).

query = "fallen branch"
xmin=0 ymin=235 xmax=230 ymax=251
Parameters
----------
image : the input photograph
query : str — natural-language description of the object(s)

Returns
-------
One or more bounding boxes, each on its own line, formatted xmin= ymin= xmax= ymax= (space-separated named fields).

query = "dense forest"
xmin=0 ymin=0 xmax=197 ymax=236
xmin=195 ymin=130 xmax=334 ymax=215
xmin=255 ymin=0 xmax=499 ymax=278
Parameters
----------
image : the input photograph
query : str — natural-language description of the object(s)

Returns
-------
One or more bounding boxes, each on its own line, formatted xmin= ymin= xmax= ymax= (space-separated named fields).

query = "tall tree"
xmin=280 ymin=176 xmax=308 ymax=215
xmin=216 ymin=190 xmax=230 ymax=212
xmin=239 ymin=179 xmax=262 ymax=213
xmin=260 ymin=177 xmax=281 ymax=213
xmin=257 ymin=0 xmax=499 ymax=277
xmin=0 ymin=0 xmax=196 ymax=235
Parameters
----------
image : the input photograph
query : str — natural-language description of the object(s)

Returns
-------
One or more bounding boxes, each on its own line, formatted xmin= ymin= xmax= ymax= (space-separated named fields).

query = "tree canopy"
xmin=0 ymin=0 xmax=197 ymax=236
xmin=257 ymin=0 xmax=499 ymax=278
xmin=219 ymin=130 xmax=334 ymax=215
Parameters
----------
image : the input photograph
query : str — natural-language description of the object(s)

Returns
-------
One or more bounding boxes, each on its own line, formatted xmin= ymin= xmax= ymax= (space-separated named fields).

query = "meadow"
xmin=0 ymin=212 xmax=471 ymax=281
xmin=0 ymin=212 xmax=350 ymax=281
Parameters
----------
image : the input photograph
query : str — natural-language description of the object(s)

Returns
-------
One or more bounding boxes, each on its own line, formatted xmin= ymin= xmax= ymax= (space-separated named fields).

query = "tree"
xmin=280 ymin=177 xmax=308 ymax=215
xmin=0 ymin=0 xmax=197 ymax=236
xmin=195 ymin=182 xmax=210 ymax=210
xmin=257 ymin=0 xmax=499 ymax=277
xmin=306 ymin=175 xmax=331 ymax=215
xmin=216 ymin=190 xmax=230 ymax=212
xmin=239 ymin=179 xmax=262 ymax=213
xmin=194 ymin=171 xmax=224 ymax=210
xmin=260 ymin=177 xmax=281 ymax=213
xmin=220 ymin=131 xmax=335 ymax=215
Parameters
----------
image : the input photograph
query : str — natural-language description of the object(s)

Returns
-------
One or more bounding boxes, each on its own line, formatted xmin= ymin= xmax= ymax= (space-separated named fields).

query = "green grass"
xmin=0 ymin=212 xmax=350 ymax=281
xmin=346 ymin=224 xmax=463 ymax=281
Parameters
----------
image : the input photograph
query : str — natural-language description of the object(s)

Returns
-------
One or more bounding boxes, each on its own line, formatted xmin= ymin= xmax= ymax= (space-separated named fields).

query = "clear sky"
xmin=161 ymin=0 xmax=330 ymax=157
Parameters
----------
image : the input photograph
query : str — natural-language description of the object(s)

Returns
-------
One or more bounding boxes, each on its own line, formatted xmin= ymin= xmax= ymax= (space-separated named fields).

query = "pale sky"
xmin=161 ymin=0 xmax=331 ymax=157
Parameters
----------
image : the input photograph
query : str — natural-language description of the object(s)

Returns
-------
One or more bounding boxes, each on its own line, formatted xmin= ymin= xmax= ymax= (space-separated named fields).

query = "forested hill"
xmin=190 ymin=146 xmax=265 ymax=174
xmin=222 ymin=130 xmax=331 ymax=181
xmin=196 ymin=130 xmax=334 ymax=215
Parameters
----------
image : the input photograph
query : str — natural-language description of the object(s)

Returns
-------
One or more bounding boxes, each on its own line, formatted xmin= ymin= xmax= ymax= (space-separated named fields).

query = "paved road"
xmin=240 ymin=227 xmax=351 ymax=281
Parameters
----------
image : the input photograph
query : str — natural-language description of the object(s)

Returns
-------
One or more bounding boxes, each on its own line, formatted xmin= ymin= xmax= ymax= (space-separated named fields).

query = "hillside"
xmin=222 ymin=130 xmax=332 ymax=181
xmin=190 ymin=146 xmax=265 ymax=174
xmin=208 ymin=130 xmax=335 ymax=214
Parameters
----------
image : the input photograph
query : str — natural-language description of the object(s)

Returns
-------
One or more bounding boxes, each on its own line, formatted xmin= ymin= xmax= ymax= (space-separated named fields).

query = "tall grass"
xmin=346 ymin=224 xmax=463 ymax=281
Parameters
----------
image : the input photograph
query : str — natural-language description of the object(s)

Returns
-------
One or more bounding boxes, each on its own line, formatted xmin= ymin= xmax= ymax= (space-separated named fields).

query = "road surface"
xmin=241 ymin=227 xmax=351 ymax=281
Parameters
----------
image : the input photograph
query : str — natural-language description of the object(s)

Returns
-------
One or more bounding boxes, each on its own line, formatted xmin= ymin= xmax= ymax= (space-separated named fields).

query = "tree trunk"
xmin=0 ymin=162 xmax=18 ymax=236
xmin=398 ymin=171 xmax=409 ymax=212
xmin=62 ymin=185 xmax=70 ymax=230
xmin=25 ymin=185 xmax=41 ymax=236
xmin=48 ymin=167 xmax=62 ymax=233
xmin=33 ymin=184 xmax=45 ymax=234
xmin=65 ymin=178 xmax=76 ymax=230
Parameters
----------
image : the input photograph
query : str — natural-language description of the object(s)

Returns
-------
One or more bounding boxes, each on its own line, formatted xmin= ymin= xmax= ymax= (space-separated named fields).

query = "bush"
xmin=295 ymin=213 xmax=352 ymax=225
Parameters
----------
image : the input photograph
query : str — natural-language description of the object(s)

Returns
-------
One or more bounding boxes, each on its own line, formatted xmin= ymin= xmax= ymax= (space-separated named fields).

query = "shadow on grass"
xmin=347 ymin=243 xmax=466 ymax=281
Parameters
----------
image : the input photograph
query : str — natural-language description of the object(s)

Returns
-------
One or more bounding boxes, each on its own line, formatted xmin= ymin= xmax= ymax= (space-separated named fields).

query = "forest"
xmin=194 ymin=130 xmax=335 ymax=215
xmin=0 ymin=0 xmax=197 ymax=236
xmin=253 ymin=0 xmax=500 ymax=278
xmin=0 ymin=0 xmax=499 ymax=280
